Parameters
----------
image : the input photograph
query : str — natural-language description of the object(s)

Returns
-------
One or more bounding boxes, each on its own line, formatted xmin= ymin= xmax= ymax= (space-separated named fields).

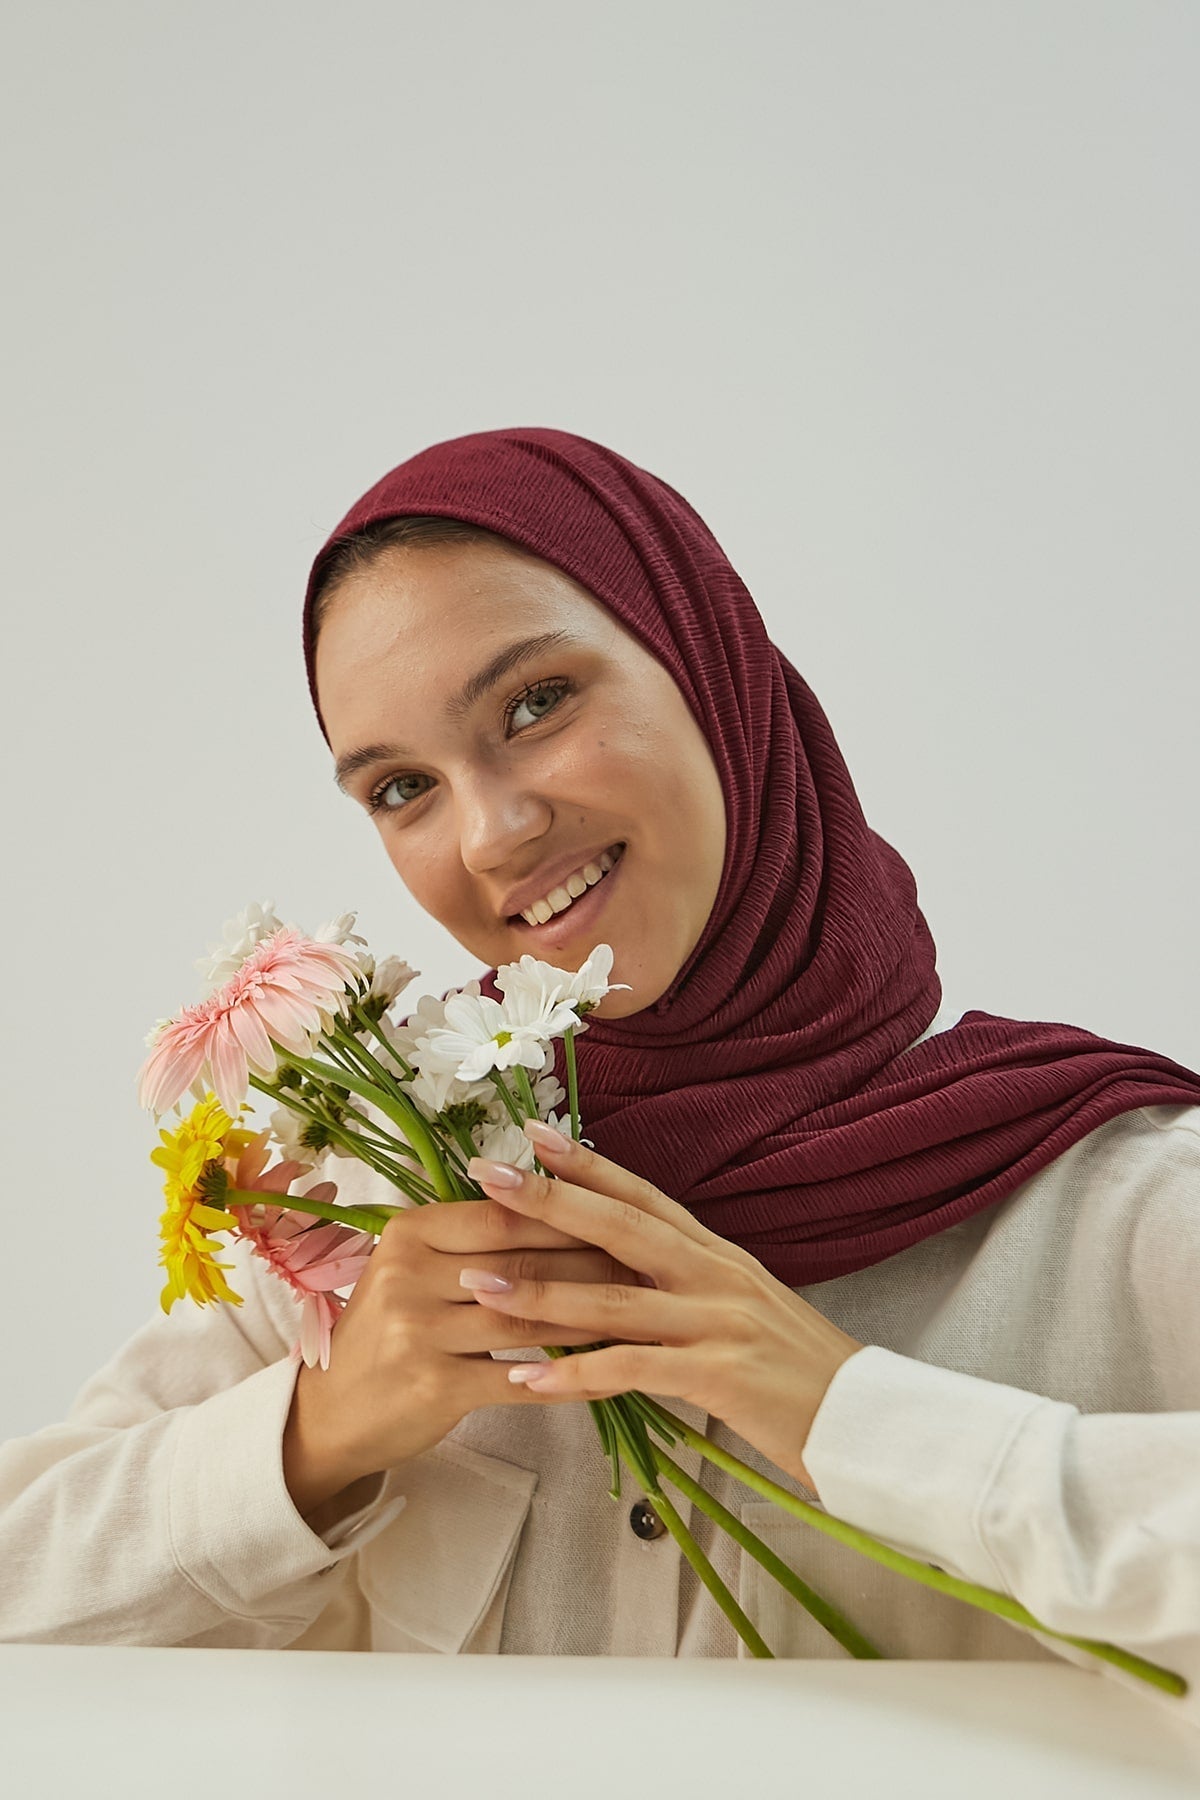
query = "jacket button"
xmin=629 ymin=1499 xmax=667 ymax=1540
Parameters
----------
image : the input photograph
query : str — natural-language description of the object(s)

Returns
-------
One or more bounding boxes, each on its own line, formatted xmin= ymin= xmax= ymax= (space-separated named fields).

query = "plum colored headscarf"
xmin=302 ymin=426 xmax=1200 ymax=1285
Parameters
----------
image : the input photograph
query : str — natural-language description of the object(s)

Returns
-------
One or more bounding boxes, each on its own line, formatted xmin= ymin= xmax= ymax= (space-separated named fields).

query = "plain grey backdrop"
xmin=1 ymin=2 xmax=1196 ymax=1437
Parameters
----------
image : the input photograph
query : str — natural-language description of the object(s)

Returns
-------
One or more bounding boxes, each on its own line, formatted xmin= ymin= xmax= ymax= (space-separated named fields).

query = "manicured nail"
xmin=459 ymin=1268 xmax=514 ymax=1293
xmin=468 ymin=1158 xmax=524 ymax=1188
xmin=524 ymin=1119 xmax=572 ymax=1153
xmin=508 ymin=1363 xmax=553 ymax=1385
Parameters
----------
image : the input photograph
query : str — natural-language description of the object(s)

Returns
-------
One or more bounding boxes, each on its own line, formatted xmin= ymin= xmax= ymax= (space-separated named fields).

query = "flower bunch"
xmin=137 ymin=905 xmax=1185 ymax=1694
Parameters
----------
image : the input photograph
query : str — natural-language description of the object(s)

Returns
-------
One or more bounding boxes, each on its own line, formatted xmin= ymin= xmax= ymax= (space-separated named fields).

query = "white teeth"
xmin=518 ymin=844 xmax=624 ymax=929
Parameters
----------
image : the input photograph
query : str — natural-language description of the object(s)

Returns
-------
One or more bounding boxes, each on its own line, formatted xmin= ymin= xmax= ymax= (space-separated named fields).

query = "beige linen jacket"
xmin=2 ymin=1098 xmax=1198 ymax=1727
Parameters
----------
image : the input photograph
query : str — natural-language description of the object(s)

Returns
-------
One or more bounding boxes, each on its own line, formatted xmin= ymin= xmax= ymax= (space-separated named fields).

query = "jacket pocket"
xmin=358 ymin=1439 xmax=538 ymax=1655
xmin=736 ymin=1502 xmax=1058 ymax=1663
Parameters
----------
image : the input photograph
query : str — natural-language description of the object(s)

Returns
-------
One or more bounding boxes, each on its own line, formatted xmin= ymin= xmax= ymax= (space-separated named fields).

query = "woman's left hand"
xmin=463 ymin=1121 xmax=865 ymax=1495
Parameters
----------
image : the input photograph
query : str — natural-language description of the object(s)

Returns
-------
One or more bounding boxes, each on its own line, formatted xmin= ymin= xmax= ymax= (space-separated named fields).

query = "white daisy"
xmin=195 ymin=900 xmax=286 ymax=993
xmin=418 ymin=990 xmax=564 ymax=1084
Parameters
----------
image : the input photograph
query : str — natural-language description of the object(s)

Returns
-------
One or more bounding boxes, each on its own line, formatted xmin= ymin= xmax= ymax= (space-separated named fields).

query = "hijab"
xmin=303 ymin=426 xmax=1200 ymax=1284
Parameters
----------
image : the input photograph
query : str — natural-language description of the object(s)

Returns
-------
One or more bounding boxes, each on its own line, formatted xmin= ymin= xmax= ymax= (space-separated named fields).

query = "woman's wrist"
xmin=282 ymin=1360 xmax=373 ymax=1519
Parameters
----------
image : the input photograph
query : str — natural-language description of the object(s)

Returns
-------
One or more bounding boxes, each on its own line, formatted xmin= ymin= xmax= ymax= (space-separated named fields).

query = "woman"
xmin=2 ymin=428 xmax=1198 ymax=1714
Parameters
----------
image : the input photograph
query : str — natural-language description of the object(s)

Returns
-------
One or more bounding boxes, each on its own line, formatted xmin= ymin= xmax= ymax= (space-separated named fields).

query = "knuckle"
xmin=602 ymin=1281 xmax=631 ymax=1312
xmin=483 ymin=1199 xmax=525 ymax=1238
xmin=612 ymin=1197 xmax=645 ymax=1235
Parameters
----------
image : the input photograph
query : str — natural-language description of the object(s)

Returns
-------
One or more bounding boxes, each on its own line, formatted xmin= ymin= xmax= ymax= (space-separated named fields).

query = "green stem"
xmin=223 ymin=1187 xmax=398 ymax=1237
xmin=564 ymin=1028 xmax=580 ymax=1140
xmin=488 ymin=1070 xmax=526 ymax=1130
xmin=647 ymin=1485 xmax=773 ymax=1659
xmin=248 ymin=1076 xmax=438 ymax=1204
xmin=651 ymin=1447 xmax=882 ymax=1660
xmin=285 ymin=1048 xmax=457 ymax=1200
xmin=349 ymin=1000 xmax=415 ymax=1082
xmin=511 ymin=1064 xmax=540 ymax=1121
xmin=650 ymin=1405 xmax=1187 ymax=1697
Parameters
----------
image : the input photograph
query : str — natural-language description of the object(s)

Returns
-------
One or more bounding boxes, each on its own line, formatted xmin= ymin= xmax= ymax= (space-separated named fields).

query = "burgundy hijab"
xmin=303 ymin=426 xmax=1200 ymax=1286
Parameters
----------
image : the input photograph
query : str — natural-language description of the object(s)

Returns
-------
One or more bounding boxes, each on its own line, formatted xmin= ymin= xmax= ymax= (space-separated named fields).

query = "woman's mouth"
xmin=510 ymin=842 xmax=626 ymax=945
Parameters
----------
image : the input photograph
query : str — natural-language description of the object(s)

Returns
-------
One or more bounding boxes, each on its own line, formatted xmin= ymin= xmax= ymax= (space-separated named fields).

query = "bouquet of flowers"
xmin=138 ymin=904 xmax=1184 ymax=1692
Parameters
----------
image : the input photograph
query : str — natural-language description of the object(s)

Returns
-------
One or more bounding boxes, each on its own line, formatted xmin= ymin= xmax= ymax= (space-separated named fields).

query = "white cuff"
xmin=802 ymin=1344 xmax=1061 ymax=1589
xmin=168 ymin=1357 xmax=403 ymax=1612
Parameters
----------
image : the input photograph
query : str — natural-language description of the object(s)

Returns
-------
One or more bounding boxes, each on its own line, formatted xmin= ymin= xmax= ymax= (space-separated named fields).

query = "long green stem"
xmin=651 ymin=1447 xmax=882 ymax=1660
xmin=328 ymin=1025 xmax=463 ymax=1196
xmin=248 ymin=1076 xmax=438 ymax=1203
xmin=564 ymin=1028 xmax=580 ymax=1140
xmin=649 ymin=1405 xmax=1187 ymax=1697
xmin=647 ymin=1485 xmax=773 ymax=1659
xmin=284 ymin=1050 xmax=456 ymax=1200
xmin=224 ymin=1187 xmax=397 ymax=1236
xmin=488 ymin=1070 xmax=526 ymax=1130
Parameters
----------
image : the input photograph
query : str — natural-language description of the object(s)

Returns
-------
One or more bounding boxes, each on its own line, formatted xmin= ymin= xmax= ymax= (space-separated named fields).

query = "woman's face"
xmin=314 ymin=539 xmax=727 ymax=1018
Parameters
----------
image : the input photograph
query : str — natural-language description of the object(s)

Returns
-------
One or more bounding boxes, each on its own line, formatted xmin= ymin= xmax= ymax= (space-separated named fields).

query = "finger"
xmin=440 ymin=1302 xmax=605 ymax=1353
xmin=466 ymin=1157 xmax=704 ymax=1291
xmin=500 ymin=1343 xmax=693 ymax=1404
xmin=520 ymin=1122 xmax=714 ymax=1245
xmin=381 ymin=1197 xmax=589 ymax=1257
xmin=460 ymin=1269 xmax=699 ymax=1346
xmin=432 ymin=1247 xmax=634 ymax=1301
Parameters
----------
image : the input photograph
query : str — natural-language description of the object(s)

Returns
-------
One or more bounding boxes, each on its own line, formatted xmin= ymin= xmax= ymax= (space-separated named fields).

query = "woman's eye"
xmin=508 ymin=679 xmax=569 ymax=731
xmin=367 ymin=772 xmax=430 ymax=814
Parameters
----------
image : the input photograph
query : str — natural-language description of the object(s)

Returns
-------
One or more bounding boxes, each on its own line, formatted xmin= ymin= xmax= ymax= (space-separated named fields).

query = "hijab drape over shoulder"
xmin=303 ymin=427 xmax=1200 ymax=1284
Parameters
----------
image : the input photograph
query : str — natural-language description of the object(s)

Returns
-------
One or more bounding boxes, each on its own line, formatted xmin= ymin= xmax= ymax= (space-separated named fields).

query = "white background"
xmin=1 ymin=2 xmax=1196 ymax=1437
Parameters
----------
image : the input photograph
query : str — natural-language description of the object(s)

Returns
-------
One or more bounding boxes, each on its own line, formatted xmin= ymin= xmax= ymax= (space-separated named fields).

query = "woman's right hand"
xmin=282 ymin=1196 xmax=630 ymax=1517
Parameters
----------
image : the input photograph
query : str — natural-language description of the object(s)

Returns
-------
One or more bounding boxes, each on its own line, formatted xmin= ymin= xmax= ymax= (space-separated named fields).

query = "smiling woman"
xmin=2 ymin=428 xmax=1200 ymax=1719
xmin=310 ymin=521 xmax=726 ymax=1017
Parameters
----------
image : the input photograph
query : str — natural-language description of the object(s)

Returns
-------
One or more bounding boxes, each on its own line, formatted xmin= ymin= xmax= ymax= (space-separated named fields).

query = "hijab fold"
xmin=304 ymin=427 xmax=1200 ymax=1285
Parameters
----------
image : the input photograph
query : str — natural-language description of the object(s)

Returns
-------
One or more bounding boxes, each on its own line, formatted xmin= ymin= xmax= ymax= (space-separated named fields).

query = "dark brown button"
xmin=629 ymin=1499 xmax=667 ymax=1540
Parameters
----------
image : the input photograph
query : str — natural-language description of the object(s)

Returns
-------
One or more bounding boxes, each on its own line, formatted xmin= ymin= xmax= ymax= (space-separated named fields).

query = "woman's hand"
xmin=282 ymin=1195 xmax=638 ymax=1517
xmin=463 ymin=1122 xmax=865 ymax=1496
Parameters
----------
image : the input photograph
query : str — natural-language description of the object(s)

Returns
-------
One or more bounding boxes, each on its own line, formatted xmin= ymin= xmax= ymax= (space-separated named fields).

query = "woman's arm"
xmin=464 ymin=1120 xmax=1200 ymax=1719
xmin=802 ymin=1349 xmax=1200 ymax=1716
xmin=0 ymin=1239 xmax=400 ymax=1647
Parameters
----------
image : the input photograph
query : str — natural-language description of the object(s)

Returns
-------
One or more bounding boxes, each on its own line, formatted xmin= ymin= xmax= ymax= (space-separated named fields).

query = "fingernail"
xmin=524 ymin=1119 xmax=572 ymax=1153
xmin=459 ymin=1268 xmax=514 ymax=1293
xmin=508 ymin=1363 xmax=552 ymax=1385
xmin=468 ymin=1158 xmax=524 ymax=1188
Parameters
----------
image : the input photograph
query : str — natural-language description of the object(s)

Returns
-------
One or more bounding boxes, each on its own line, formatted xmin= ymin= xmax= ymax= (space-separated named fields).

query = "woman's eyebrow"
xmin=333 ymin=628 xmax=579 ymax=791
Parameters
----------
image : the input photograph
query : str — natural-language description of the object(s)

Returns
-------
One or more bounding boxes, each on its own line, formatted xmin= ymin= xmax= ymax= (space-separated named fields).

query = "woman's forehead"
xmin=313 ymin=541 xmax=634 ymax=732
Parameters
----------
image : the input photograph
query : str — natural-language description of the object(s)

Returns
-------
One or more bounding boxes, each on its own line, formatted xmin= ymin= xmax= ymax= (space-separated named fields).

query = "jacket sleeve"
xmin=0 ymin=1237 xmax=403 ymax=1647
xmin=802 ymin=1355 xmax=1200 ymax=1724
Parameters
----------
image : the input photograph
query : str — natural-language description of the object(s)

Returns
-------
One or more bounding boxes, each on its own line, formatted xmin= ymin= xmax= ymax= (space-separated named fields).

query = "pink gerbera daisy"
xmin=138 ymin=926 xmax=362 ymax=1117
xmin=225 ymin=1130 xmax=375 ymax=1369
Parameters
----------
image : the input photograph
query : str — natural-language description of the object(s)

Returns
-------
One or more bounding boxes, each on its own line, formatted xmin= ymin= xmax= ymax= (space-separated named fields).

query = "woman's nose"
xmin=455 ymin=772 xmax=552 ymax=875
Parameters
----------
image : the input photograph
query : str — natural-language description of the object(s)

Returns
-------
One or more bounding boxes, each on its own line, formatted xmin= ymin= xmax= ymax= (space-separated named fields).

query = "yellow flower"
xmin=151 ymin=1095 xmax=255 ymax=1312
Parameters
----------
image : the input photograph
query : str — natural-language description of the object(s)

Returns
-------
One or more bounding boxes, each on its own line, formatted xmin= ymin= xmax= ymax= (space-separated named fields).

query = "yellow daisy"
xmin=151 ymin=1095 xmax=256 ymax=1312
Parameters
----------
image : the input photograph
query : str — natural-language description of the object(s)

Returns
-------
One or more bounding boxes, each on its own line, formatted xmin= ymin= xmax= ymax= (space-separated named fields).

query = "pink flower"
xmin=225 ymin=1132 xmax=375 ymax=1369
xmin=138 ymin=927 xmax=361 ymax=1117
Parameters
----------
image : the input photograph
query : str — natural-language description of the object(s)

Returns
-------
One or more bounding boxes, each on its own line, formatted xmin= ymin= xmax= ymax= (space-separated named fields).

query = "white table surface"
xmin=2 ymin=1648 xmax=1198 ymax=1800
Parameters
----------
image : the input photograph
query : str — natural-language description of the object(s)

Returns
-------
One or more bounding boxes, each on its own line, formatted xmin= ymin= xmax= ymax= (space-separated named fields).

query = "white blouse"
xmin=1 ymin=1015 xmax=1197 ymax=1728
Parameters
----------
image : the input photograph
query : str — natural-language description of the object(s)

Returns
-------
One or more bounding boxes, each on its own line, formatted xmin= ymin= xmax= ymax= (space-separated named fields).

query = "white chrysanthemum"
xmin=195 ymin=900 xmax=286 ymax=993
xmin=367 ymin=955 xmax=418 ymax=1009
xmin=531 ymin=1069 xmax=566 ymax=1116
xmin=495 ymin=944 xmax=627 ymax=1019
xmin=418 ymin=990 xmax=566 ymax=1084
xmin=409 ymin=1061 xmax=495 ymax=1120
xmin=312 ymin=911 xmax=368 ymax=949
xmin=269 ymin=1104 xmax=323 ymax=1169
xmin=473 ymin=1118 xmax=539 ymax=1170
xmin=559 ymin=943 xmax=628 ymax=1012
